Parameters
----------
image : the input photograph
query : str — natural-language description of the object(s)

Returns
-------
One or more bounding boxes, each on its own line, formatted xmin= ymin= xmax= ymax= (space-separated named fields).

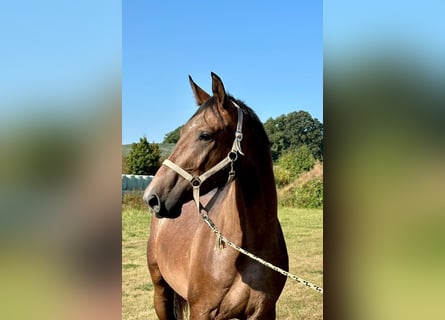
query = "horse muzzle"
xmin=144 ymin=193 xmax=162 ymax=215
xmin=144 ymin=191 xmax=169 ymax=218
xmin=143 ymin=188 xmax=184 ymax=219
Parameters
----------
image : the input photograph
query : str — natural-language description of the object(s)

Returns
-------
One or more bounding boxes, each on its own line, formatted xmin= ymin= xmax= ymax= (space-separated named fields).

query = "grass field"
xmin=122 ymin=205 xmax=323 ymax=319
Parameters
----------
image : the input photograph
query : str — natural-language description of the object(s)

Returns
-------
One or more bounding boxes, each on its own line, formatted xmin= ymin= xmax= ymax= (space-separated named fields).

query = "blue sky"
xmin=324 ymin=0 xmax=445 ymax=65
xmin=0 ymin=1 xmax=121 ymax=119
xmin=123 ymin=1 xmax=322 ymax=144
xmin=2 ymin=1 xmax=443 ymax=145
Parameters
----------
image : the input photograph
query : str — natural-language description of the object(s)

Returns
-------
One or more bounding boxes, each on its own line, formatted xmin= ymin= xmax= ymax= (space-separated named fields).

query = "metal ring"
xmin=228 ymin=151 xmax=238 ymax=161
xmin=191 ymin=177 xmax=201 ymax=187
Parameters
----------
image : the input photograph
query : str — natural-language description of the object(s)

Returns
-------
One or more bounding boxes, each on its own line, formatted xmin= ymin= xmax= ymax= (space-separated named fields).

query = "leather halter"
xmin=162 ymin=101 xmax=244 ymax=213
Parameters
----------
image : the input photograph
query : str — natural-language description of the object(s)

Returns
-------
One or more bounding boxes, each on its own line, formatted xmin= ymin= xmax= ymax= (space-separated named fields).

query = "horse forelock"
xmin=189 ymin=94 xmax=270 ymax=148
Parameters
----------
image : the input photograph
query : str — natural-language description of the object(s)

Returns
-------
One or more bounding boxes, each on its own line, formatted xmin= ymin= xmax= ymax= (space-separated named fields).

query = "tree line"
xmin=123 ymin=110 xmax=323 ymax=175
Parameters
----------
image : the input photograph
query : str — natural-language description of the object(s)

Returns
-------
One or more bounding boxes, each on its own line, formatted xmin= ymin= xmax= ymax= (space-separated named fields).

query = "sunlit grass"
xmin=122 ymin=205 xmax=322 ymax=319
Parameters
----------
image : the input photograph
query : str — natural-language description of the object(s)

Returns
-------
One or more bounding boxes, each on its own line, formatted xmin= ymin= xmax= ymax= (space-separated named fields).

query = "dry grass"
xmin=277 ymin=162 xmax=323 ymax=199
xmin=276 ymin=207 xmax=323 ymax=319
xmin=122 ymin=206 xmax=323 ymax=319
xmin=277 ymin=162 xmax=323 ymax=208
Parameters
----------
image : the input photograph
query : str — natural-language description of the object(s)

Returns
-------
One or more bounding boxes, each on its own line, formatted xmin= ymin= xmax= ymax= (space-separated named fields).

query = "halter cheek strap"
xmin=162 ymin=102 xmax=244 ymax=214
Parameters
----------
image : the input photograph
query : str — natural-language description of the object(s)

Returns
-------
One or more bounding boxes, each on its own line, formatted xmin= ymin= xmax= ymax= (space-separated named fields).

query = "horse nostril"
xmin=147 ymin=194 xmax=161 ymax=214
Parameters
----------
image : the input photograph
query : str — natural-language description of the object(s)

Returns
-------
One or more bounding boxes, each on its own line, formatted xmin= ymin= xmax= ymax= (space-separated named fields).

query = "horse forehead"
xmin=188 ymin=108 xmax=228 ymax=129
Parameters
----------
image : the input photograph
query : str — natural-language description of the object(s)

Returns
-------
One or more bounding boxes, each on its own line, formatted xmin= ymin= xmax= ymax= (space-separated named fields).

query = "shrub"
xmin=278 ymin=184 xmax=299 ymax=207
xmin=295 ymin=179 xmax=323 ymax=209
xmin=125 ymin=136 xmax=160 ymax=175
xmin=122 ymin=155 xmax=128 ymax=173
xmin=275 ymin=145 xmax=315 ymax=185
xmin=274 ymin=165 xmax=293 ymax=187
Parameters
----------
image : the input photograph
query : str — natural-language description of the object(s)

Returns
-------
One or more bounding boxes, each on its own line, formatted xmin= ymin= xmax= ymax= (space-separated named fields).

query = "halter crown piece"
xmin=162 ymin=101 xmax=244 ymax=215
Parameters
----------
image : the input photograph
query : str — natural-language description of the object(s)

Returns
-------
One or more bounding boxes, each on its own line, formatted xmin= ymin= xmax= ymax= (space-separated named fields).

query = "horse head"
xmin=144 ymin=73 xmax=245 ymax=218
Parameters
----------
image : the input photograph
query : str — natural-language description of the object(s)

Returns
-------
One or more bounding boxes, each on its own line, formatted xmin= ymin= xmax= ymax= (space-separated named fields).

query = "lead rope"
xmin=192 ymin=178 xmax=323 ymax=294
xmin=162 ymin=102 xmax=323 ymax=294
xmin=199 ymin=211 xmax=324 ymax=294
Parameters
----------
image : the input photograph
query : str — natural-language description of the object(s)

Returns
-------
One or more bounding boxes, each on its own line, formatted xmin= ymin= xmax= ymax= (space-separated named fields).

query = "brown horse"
xmin=144 ymin=73 xmax=288 ymax=319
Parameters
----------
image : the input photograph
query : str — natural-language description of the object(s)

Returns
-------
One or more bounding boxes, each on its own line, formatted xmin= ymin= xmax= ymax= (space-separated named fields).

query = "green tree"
xmin=122 ymin=155 xmax=128 ymax=174
xmin=125 ymin=137 xmax=160 ymax=175
xmin=264 ymin=111 xmax=323 ymax=161
xmin=163 ymin=125 xmax=183 ymax=144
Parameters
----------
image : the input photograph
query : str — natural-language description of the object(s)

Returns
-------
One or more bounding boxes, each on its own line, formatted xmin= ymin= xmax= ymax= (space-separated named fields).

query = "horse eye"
xmin=199 ymin=132 xmax=213 ymax=141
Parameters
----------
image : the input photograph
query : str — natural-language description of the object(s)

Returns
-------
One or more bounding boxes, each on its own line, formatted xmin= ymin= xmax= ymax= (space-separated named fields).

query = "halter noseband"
xmin=162 ymin=101 xmax=244 ymax=213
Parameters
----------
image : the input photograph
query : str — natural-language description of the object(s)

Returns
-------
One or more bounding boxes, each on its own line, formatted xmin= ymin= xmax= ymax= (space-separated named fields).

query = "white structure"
xmin=122 ymin=174 xmax=153 ymax=192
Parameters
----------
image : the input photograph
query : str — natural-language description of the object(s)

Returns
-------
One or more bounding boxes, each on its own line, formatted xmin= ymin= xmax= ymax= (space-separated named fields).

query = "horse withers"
xmin=144 ymin=73 xmax=288 ymax=319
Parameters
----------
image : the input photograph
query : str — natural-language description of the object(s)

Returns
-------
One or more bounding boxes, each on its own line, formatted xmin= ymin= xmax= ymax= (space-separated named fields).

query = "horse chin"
xmin=154 ymin=205 xmax=182 ymax=219
xmin=154 ymin=197 xmax=183 ymax=219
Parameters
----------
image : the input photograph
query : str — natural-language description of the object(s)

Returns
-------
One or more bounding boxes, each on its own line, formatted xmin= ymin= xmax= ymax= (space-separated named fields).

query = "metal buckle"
xmin=236 ymin=131 xmax=243 ymax=142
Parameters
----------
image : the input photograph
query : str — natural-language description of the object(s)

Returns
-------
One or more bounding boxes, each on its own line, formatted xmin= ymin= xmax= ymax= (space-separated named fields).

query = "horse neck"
xmin=231 ymin=151 xmax=278 ymax=235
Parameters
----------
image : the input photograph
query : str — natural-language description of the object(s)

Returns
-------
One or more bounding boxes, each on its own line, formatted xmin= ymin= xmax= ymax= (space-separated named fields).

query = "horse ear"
xmin=211 ymin=72 xmax=226 ymax=106
xmin=189 ymin=75 xmax=210 ymax=105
